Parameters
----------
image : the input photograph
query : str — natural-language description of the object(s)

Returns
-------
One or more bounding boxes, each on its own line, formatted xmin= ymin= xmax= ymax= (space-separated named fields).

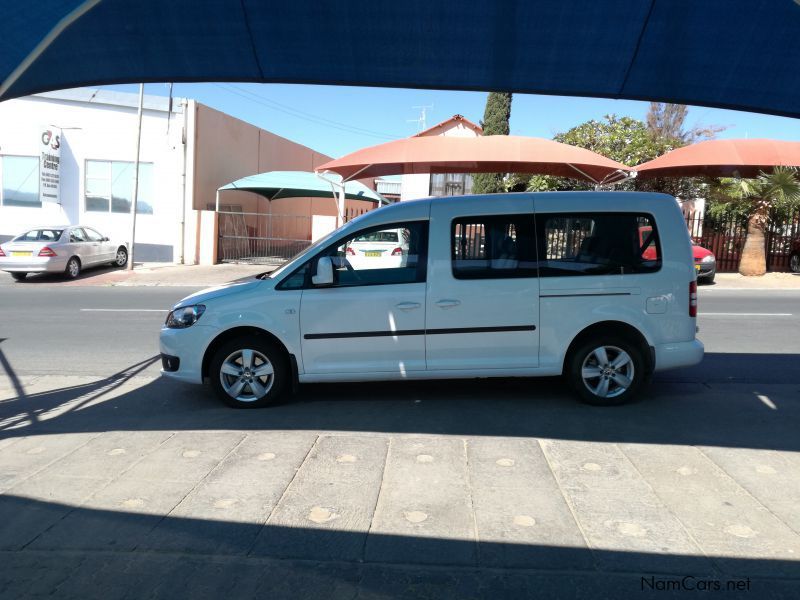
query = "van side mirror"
xmin=312 ymin=256 xmax=334 ymax=286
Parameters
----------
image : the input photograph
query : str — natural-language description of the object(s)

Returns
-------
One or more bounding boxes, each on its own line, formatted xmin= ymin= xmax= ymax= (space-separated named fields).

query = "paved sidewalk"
xmin=4 ymin=262 xmax=800 ymax=289
xmin=709 ymin=272 xmax=800 ymax=289
xmin=1 ymin=374 xmax=799 ymax=599
xmin=0 ymin=262 xmax=275 ymax=287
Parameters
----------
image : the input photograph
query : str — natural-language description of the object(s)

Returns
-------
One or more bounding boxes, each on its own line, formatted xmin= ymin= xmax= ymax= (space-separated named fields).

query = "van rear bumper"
xmin=653 ymin=339 xmax=704 ymax=371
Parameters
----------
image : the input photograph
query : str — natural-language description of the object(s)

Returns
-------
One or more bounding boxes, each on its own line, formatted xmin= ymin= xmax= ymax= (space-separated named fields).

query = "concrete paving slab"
xmin=141 ymin=432 xmax=317 ymax=554
xmin=621 ymin=443 xmax=800 ymax=577
xmin=28 ymin=432 xmax=244 ymax=551
xmin=699 ymin=446 xmax=800 ymax=535
xmin=539 ymin=439 xmax=710 ymax=574
xmin=365 ymin=437 xmax=476 ymax=566
xmin=252 ymin=435 xmax=388 ymax=561
xmin=466 ymin=437 xmax=592 ymax=570
xmin=118 ymin=431 xmax=244 ymax=483
xmin=0 ymin=432 xmax=99 ymax=493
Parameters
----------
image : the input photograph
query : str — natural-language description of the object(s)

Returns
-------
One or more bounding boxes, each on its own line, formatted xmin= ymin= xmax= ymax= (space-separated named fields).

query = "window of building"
xmin=0 ymin=155 xmax=40 ymax=208
xmin=537 ymin=213 xmax=661 ymax=276
xmin=85 ymin=160 xmax=154 ymax=214
xmin=430 ymin=173 xmax=473 ymax=196
xmin=452 ymin=215 xmax=537 ymax=279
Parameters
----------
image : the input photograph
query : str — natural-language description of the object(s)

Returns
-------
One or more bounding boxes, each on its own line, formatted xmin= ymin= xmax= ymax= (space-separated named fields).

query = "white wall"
xmin=0 ymin=91 xmax=186 ymax=262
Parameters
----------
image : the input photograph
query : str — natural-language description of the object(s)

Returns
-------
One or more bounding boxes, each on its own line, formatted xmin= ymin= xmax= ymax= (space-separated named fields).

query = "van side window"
xmin=537 ymin=213 xmax=661 ymax=276
xmin=451 ymin=215 xmax=537 ymax=279
xmin=315 ymin=221 xmax=428 ymax=288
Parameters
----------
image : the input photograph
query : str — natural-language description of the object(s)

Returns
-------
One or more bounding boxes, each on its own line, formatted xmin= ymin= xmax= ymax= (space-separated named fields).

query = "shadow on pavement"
xmin=0 ymin=494 xmax=796 ymax=599
xmin=1 ymin=352 xmax=798 ymax=451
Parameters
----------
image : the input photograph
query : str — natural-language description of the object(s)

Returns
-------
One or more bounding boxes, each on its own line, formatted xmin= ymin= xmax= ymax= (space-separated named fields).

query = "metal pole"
xmin=127 ymin=83 xmax=144 ymax=270
xmin=337 ymin=185 xmax=345 ymax=228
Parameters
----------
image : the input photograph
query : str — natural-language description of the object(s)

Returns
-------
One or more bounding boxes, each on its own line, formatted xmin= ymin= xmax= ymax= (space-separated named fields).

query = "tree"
xmin=709 ymin=167 xmax=800 ymax=275
xmin=646 ymin=102 xmax=726 ymax=144
xmin=520 ymin=114 xmax=679 ymax=192
xmin=472 ymin=92 xmax=512 ymax=194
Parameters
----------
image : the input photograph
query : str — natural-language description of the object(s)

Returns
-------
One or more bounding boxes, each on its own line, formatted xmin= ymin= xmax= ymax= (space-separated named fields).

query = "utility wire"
xmin=215 ymin=83 xmax=401 ymax=141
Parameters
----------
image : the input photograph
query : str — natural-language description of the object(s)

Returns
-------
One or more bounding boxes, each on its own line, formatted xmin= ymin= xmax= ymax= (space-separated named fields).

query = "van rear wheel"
xmin=568 ymin=337 xmax=645 ymax=406
xmin=209 ymin=336 xmax=289 ymax=408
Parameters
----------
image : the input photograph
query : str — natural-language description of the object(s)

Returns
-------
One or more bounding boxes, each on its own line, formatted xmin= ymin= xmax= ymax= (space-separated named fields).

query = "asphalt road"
xmin=0 ymin=284 xmax=798 ymax=383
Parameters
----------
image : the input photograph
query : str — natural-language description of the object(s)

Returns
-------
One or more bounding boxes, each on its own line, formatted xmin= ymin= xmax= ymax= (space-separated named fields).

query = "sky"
xmin=103 ymin=82 xmax=800 ymax=162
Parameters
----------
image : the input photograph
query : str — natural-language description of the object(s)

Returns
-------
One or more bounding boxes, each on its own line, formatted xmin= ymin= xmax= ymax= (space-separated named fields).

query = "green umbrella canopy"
xmin=218 ymin=170 xmax=383 ymax=203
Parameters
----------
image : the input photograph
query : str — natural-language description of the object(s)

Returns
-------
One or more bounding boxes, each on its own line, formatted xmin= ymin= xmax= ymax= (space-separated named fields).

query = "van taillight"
xmin=346 ymin=247 xmax=355 ymax=256
xmin=689 ymin=281 xmax=698 ymax=317
xmin=0 ymin=247 xmax=5 ymax=257
xmin=391 ymin=247 xmax=403 ymax=256
xmin=38 ymin=247 xmax=57 ymax=257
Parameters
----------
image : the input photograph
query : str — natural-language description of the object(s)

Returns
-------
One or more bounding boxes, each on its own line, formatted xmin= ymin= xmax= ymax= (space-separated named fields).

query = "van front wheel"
xmin=209 ymin=337 xmax=289 ymax=408
xmin=568 ymin=337 xmax=645 ymax=406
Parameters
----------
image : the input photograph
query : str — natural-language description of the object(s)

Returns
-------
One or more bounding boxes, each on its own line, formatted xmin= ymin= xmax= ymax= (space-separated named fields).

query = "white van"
xmin=160 ymin=192 xmax=703 ymax=408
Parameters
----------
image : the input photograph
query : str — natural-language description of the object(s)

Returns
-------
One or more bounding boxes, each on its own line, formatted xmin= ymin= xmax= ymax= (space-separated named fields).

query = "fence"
xmin=765 ymin=208 xmax=800 ymax=271
xmin=217 ymin=211 xmax=312 ymax=264
xmin=685 ymin=208 xmax=800 ymax=272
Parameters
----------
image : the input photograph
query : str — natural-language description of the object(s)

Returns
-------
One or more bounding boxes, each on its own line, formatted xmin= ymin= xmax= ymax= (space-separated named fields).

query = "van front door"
xmin=425 ymin=199 xmax=540 ymax=371
xmin=299 ymin=221 xmax=429 ymax=374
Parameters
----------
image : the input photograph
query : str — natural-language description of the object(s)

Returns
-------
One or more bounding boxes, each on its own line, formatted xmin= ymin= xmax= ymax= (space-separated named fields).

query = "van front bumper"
xmin=653 ymin=339 xmax=704 ymax=371
xmin=159 ymin=325 xmax=214 ymax=384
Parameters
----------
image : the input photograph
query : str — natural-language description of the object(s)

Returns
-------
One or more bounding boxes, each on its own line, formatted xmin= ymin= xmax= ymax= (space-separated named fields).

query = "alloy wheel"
xmin=219 ymin=348 xmax=275 ymax=402
xmin=116 ymin=249 xmax=127 ymax=266
xmin=580 ymin=345 xmax=635 ymax=399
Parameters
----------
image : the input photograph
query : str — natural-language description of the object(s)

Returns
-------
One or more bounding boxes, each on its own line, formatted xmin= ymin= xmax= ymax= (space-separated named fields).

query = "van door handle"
xmin=395 ymin=302 xmax=421 ymax=311
xmin=435 ymin=299 xmax=461 ymax=309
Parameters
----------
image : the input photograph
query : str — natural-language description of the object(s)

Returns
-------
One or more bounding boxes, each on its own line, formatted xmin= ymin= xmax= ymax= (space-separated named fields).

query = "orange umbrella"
xmin=317 ymin=135 xmax=630 ymax=184
xmin=635 ymin=139 xmax=800 ymax=179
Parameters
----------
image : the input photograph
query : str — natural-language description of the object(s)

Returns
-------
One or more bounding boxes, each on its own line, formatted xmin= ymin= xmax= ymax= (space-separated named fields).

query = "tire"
xmin=64 ymin=257 xmax=81 ymax=279
xmin=790 ymin=252 xmax=800 ymax=274
xmin=11 ymin=272 xmax=27 ymax=281
xmin=113 ymin=246 xmax=128 ymax=268
xmin=209 ymin=336 xmax=289 ymax=408
xmin=701 ymin=273 xmax=715 ymax=284
xmin=567 ymin=335 xmax=646 ymax=406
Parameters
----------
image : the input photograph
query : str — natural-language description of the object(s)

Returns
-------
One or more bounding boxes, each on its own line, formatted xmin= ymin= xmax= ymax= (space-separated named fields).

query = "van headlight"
xmin=701 ymin=255 xmax=716 ymax=264
xmin=165 ymin=304 xmax=206 ymax=328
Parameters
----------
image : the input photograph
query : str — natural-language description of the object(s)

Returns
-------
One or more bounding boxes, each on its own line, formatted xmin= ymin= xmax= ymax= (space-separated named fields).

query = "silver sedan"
xmin=0 ymin=225 xmax=128 ymax=281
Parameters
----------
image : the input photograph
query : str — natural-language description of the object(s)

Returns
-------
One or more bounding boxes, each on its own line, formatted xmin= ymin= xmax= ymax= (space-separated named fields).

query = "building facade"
xmin=400 ymin=114 xmax=482 ymax=201
xmin=0 ymin=89 xmax=376 ymax=264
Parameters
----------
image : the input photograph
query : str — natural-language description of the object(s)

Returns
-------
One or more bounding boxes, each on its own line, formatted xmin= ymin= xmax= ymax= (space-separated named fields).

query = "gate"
xmin=765 ymin=207 xmax=800 ymax=271
xmin=217 ymin=210 xmax=312 ymax=264
xmin=685 ymin=211 xmax=748 ymax=272
xmin=685 ymin=209 xmax=800 ymax=272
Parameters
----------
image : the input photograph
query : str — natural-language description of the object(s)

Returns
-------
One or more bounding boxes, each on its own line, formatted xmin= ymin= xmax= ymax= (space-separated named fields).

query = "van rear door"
xmin=425 ymin=197 xmax=540 ymax=371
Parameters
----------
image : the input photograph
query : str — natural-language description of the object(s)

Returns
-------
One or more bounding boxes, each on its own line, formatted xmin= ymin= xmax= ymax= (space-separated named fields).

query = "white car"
xmin=0 ymin=225 xmax=128 ymax=280
xmin=160 ymin=192 xmax=703 ymax=408
xmin=344 ymin=228 xmax=409 ymax=270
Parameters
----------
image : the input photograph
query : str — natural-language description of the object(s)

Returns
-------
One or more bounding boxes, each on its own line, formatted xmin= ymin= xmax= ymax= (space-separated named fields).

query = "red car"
xmin=640 ymin=226 xmax=716 ymax=283
xmin=691 ymin=242 xmax=716 ymax=283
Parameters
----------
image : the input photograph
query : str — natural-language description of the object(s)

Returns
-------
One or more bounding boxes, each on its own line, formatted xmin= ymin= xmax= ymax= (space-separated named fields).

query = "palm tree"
xmin=720 ymin=167 xmax=800 ymax=275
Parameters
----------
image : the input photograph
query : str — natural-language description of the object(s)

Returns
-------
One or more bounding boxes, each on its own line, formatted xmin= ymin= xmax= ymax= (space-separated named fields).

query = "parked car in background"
xmin=0 ymin=226 xmax=128 ymax=281
xmin=343 ymin=228 xmax=410 ymax=270
xmin=692 ymin=242 xmax=716 ymax=283
xmin=641 ymin=226 xmax=715 ymax=284
xmin=790 ymin=239 xmax=800 ymax=273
